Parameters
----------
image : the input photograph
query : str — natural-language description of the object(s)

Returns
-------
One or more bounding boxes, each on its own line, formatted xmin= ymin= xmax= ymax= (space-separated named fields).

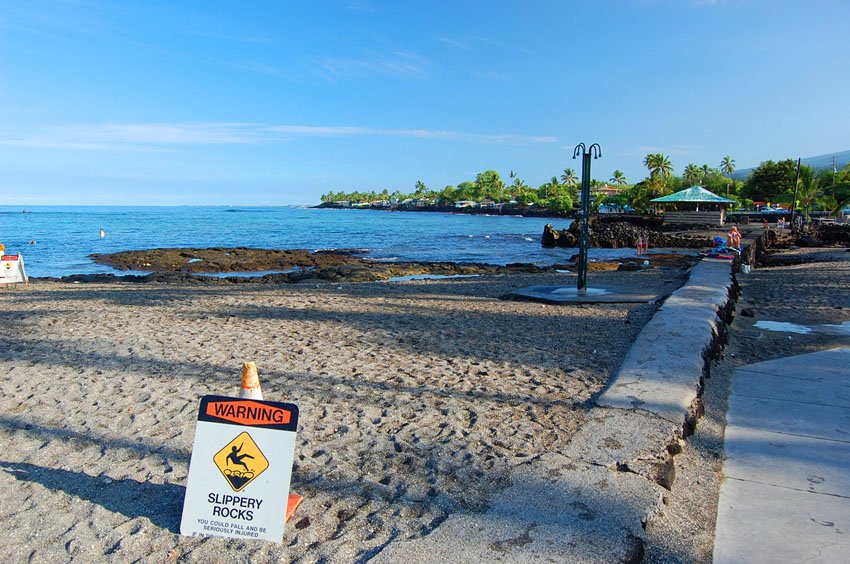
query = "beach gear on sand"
xmin=700 ymin=236 xmax=737 ymax=260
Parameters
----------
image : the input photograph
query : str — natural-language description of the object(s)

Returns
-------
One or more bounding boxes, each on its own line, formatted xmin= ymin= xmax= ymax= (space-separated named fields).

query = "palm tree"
xmin=561 ymin=168 xmax=578 ymax=187
xmin=550 ymin=176 xmax=561 ymax=194
xmin=414 ymin=180 xmax=428 ymax=198
xmin=644 ymin=153 xmax=673 ymax=179
xmin=796 ymin=167 xmax=822 ymax=222
xmin=700 ymin=164 xmax=713 ymax=182
xmin=511 ymin=177 xmax=527 ymax=198
xmin=719 ymin=156 xmax=736 ymax=196
xmin=719 ymin=155 xmax=735 ymax=176
xmin=683 ymin=163 xmax=701 ymax=186
xmin=610 ymin=170 xmax=627 ymax=186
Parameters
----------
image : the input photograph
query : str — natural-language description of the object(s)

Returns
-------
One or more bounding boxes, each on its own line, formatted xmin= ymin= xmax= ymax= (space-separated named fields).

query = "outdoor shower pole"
xmin=790 ymin=157 xmax=801 ymax=223
xmin=573 ymin=143 xmax=602 ymax=292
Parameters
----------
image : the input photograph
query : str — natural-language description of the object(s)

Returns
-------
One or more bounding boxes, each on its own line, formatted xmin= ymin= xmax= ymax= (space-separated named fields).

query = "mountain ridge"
xmin=731 ymin=149 xmax=850 ymax=180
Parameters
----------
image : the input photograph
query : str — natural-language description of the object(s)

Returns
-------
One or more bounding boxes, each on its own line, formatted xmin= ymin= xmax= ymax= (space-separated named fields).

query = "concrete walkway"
xmin=713 ymin=347 xmax=850 ymax=563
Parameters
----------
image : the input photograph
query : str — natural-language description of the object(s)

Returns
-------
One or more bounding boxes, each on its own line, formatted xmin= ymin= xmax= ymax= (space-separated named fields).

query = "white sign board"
xmin=0 ymin=254 xmax=28 ymax=286
xmin=181 ymin=395 xmax=299 ymax=543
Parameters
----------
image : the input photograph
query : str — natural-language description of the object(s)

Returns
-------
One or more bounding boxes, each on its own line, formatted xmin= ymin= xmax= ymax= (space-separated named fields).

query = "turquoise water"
xmin=1 ymin=206 xmax=629 ymax=278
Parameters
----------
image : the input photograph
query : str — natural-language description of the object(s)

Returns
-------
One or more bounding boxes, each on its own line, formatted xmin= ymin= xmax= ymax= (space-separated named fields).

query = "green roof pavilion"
xmin=651 ymin=185 xmax=735 ymax=226
xmin=651 ymin=185 xmax=735 ymax=204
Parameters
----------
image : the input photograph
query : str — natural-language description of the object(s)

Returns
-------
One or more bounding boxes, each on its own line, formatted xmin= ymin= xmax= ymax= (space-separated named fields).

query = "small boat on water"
xmin=21 ymin=210 xmax=32 ymax=214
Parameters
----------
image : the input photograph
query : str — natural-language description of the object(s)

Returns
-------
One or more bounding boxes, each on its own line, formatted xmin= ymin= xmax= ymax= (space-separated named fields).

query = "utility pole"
xmin=790 ymin=157 xmax=801 ymax=222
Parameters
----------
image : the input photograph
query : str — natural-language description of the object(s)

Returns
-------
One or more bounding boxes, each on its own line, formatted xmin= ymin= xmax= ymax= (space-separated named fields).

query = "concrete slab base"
xmin=503 ymin=285 xmax=659 ymax=304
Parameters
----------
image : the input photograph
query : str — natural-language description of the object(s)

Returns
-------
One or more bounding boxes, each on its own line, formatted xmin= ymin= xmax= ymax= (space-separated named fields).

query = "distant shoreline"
xmin=313 ymin=202 xmax=573 ymax=219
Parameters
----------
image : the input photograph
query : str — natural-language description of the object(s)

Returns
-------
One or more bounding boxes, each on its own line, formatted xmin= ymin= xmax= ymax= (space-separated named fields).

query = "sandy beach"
xmin=0 ymin=267 xmax=689 ymax=562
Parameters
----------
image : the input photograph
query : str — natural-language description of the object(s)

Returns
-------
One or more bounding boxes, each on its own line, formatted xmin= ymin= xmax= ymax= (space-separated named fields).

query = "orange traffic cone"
xmin=237 ymin=362 xmax=303 ymax=522
xmin=239 ymin=361 xmax=263 ymax=400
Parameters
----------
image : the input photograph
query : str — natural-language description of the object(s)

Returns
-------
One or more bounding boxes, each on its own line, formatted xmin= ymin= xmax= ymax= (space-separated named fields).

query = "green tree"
xmin=414 ymin=180 xmax=429 ymax=198
xmin=437 ymin=185 xmax=458 ymax=205
xmin=516 ymin=189 xmax=539 ymax=205
xmin=644 ymin=153 xmax=673 ymax=179
xmin=560 ymin=168 xmax=578 ymax=200
xmin=719 ymin=155 xmax=735 ymax=176
xmin=510 ymin=177 xmax=527 ymax=199
xmin=601 ymin=193 xmax=630 ymax=212
xmin=456 ymin=181 xmax=477 ymax=201
xmin=475 ymin=170 xmax=505 ymax=201
xmin=544 ymin=194 xmax=573 ymax=213
xmin=610 ymin=170 xmax=627 ymax=186
xmin=719 ymin=155 xmax=736 ymax=196
xmin=743 ymin=159 xmax=797 ymax=202
xmin=561 ymin=168 xmax=578 ymax=187
xmin=627 ymin=180 xmax=652 ymax=211
xmin=795 ymin=165 xmax=822 ymax=221
xmin=819 ymin=164 xmax=850 ymax=210
xmin=683 ymin=163 xmax=701 ymax=186
xmin=818 ymin=194 xmax=841 ymax=217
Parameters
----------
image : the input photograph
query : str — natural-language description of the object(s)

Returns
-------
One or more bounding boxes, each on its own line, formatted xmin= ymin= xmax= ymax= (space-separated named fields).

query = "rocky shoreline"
xmin=542 ymin=217 xmax=850 ymax=250
xmin=315 ymin=201 xmax=572 ymax=218
xmin=542 ymin=218 xmax=716 ymax=249
xmin=74 ymin=246 xmax=702 ymax=285
xmin=70 ymin=222 xmax=848 ymax=286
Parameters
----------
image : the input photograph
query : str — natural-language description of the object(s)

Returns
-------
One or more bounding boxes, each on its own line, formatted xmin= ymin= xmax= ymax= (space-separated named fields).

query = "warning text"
xmin=207 ymin=400 xmax=291 ymax=426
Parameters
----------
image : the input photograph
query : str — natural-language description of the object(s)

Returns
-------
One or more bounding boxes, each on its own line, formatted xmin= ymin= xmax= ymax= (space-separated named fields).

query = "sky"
xmin=1 ymin=0 xmax=848 ymax=206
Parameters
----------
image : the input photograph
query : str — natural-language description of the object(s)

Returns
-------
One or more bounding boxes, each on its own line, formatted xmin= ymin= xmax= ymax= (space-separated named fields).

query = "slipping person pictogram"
xmin=213 ymin=432 xmax=269 ymax=492
xmin=226 ymin=443 xmax=255 ymax=472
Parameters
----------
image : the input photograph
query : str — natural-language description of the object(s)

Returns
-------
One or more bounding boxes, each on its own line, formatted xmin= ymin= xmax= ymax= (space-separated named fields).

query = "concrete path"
xmin=713 ymin=347 xmax=850 ymax=563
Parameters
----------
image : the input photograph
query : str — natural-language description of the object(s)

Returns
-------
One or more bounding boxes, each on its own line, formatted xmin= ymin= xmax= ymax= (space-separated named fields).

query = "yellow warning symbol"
xmin=213 ymin=431 xmax=269 ymax=492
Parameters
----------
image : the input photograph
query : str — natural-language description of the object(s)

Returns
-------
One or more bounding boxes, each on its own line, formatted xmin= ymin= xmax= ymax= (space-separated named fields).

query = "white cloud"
xmin=315 ymin=51 xmax=430 ymax=79
xmin=435 ymin=36 xmax=470 ymax=51
xmin=1 ymin=122 xmax=559 ymax=151
xmin=629 ymin=144 xmax=704 ymax=157
xmin=346 ymin=0 xmax=377 ymax=14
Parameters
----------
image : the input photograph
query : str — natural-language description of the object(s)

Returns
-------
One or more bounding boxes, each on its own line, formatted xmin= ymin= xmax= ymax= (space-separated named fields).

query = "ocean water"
xmin=1 ymin=206 xmax=635 ymax=278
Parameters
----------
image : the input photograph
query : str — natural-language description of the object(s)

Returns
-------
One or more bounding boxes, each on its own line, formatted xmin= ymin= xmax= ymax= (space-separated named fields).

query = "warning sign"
xmin=0 ymin=254 xmax=28 ymax=287
xmin=181 ymin=395 xmax=299 ymax=543
xmin=213 ymin=432 xmax=269 ymax=492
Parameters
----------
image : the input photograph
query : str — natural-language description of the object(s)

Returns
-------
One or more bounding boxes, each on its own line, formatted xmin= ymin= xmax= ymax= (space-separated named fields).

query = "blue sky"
xmin=1 ymin=0 xmax=848 ymax=205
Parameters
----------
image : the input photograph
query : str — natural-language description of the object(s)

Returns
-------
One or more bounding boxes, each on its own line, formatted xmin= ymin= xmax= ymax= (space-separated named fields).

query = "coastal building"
xmin=651 ymin=185 xmax=735 ymax=226
xmin=594 ymin=184 xmax=623 ymax=199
